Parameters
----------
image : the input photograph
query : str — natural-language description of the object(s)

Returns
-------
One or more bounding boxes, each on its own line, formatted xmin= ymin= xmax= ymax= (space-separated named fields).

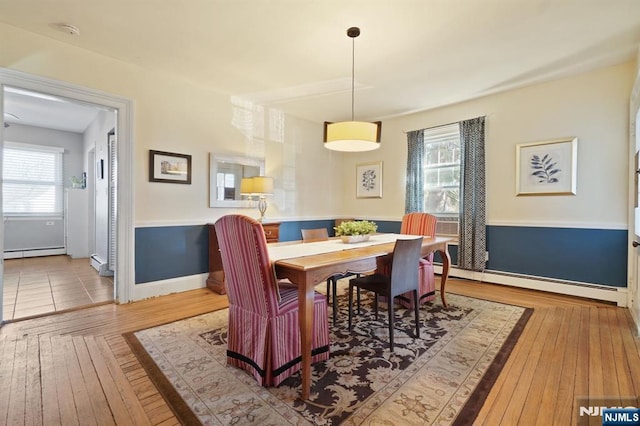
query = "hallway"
xmin=2 ymin=255 xmax=114 ymax=321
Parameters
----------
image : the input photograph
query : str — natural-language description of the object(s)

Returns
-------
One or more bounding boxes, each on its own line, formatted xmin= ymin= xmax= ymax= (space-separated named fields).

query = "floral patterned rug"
xmin=125 ymin=289 xmax=531 ymax=425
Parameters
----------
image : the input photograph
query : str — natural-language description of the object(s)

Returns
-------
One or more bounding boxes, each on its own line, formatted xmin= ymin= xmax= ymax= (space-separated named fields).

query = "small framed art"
xmin=356 ymin=161 xmax=383 ymax=198
xmin=516 ymin=137 xmax=577 ymax=196
xmin=149 ymin=150 xmax=192 ymax=184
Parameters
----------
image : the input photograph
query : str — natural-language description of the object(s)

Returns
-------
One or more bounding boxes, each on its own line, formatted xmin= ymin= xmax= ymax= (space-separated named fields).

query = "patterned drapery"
xmin=405 ymin=130 xmax=425 ymax=213
xmin=458 ymin=117 xmax=486 ymax=271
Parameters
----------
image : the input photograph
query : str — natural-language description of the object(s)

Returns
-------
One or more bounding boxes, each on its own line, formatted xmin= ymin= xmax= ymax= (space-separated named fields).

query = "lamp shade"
xmin=324 ymin=121 xmax=382 ymax=152
xmin=240 ymin=177 xmax=254 ymax=195
xmin=251 ymin=176 xmax=274 ymax=195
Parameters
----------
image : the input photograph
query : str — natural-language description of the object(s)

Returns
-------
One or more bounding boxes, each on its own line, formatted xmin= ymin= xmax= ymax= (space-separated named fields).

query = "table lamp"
xmin=240 ymin=177 xmax=255 ymax=200
xmin=252 ymin=176 xmax=273 ymax=222
xmin=240 ymin=176 xmax=273 ymax=222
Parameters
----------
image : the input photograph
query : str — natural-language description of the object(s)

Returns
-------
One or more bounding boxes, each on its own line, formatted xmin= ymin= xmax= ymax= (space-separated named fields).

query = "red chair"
xmin=378 ymin=213 xmax=437 ymax=308
xmin=215 ymin=215 xmax=330 ymax=386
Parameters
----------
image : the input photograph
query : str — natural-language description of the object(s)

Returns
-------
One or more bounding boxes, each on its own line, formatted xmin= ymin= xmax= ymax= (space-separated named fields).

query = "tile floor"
xmin=2 ymin=255 xmax=114 ymax=321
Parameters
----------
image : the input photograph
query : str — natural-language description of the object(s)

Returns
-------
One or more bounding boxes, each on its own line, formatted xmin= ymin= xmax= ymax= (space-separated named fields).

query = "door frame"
xmin=628 ymin=60 xmax=640 ymax=336
xmin=0 ymin=68 xmax=135 ymax=324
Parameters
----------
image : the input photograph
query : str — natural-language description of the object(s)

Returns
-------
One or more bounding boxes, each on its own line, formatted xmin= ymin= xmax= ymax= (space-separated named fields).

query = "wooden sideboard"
xmin=262 ymin=222 xmax=280 ymax=243
xmin=206 ymin=222 xmax=281 ymax=294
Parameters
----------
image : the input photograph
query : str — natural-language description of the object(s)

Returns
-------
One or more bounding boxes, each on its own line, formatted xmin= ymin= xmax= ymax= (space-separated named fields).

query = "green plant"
xmin=334 ymin=220 xmax=377 ymax=236
xmin=71 ymin=175 xmax=85 ymax=188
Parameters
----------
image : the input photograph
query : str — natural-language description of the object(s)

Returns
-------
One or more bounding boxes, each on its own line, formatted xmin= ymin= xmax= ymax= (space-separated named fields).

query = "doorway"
xmin=0 ymin=68 xmax=134 ymax=324
xmin=2 ymin=87 xmax=116 ymax=320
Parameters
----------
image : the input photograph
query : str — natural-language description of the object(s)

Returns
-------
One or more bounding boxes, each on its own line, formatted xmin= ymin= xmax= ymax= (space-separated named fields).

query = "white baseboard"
xmin=130 ymin=273 xmax=208 ymax=302
xmin=126 ymin=268 xmax=626 ymax=310
xmin=435 ymin=265 xmax=627 ymax=307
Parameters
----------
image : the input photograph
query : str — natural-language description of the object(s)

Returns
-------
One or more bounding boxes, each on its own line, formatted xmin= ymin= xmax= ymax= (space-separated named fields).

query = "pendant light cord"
xmin=347 ymin=27 xmax=360 ymax=121
xmin=351 ymin=35 xmax=355 ymax=121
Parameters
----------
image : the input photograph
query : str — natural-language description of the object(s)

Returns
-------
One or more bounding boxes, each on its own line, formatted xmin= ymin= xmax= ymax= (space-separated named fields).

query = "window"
xmin=424 ymin=123 xmax=461 ymax=216
xmin=2 ymin=142 xmax=64 ymax=216
xmin=216 ymin=172 xmax=236 ymax=200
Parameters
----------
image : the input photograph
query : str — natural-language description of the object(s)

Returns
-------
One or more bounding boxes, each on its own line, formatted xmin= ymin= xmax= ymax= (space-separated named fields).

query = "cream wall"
xmin=1 ymin=22 xmax=635 ymax=304
xmin=4 ymin=21 xmax=632 ymax=229
xmin=343 ymin=61 xmax=634 ymax=229
xmin=0 ymin=23 xmax=340 ymax=226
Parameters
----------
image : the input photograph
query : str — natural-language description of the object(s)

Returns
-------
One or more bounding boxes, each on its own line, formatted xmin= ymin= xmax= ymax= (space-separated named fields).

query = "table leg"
xmin=439 ymin=246 xmax=451 ymax=307
xmin=298 ymin=278 xmax=314 ymax=400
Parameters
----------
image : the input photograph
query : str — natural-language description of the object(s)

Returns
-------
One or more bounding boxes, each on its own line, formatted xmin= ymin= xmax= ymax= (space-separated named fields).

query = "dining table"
xmin=267 ymin=233 xmax=452 ymax=400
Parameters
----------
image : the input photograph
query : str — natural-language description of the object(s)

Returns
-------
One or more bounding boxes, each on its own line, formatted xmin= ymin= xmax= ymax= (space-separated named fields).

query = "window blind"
xmin=2 ymin=142 xmax=64 ymax=216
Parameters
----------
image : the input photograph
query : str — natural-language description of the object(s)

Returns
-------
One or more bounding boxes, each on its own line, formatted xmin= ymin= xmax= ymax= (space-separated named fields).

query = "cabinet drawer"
xmin=262 ymin=223 xmax=280 ymax=243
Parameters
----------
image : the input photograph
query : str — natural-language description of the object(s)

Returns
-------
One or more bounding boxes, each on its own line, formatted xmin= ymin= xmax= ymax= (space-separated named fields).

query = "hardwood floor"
xmin=0 ymin=278 xmax=638 ymax=425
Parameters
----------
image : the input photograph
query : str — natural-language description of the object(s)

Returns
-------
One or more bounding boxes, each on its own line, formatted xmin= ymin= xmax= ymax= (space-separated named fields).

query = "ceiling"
xmin=2 ymin=0 xmax=640 ymax=132
xmin=3 ymin=87 xmax=103 ymax=132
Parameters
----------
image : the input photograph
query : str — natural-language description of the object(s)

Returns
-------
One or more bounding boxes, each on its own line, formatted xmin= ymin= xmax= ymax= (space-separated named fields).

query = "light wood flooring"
xmin=0 ymin=278 xmax=639 ymax=425
xmin=2 ymin=256 xmax=114 ymax=322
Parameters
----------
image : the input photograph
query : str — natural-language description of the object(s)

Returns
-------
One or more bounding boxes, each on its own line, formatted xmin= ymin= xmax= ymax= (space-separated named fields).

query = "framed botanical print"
xmin=516 ymin=137 xmax=577 ymax=196
xmin=356 ymin=161 xmax=383 ymax=198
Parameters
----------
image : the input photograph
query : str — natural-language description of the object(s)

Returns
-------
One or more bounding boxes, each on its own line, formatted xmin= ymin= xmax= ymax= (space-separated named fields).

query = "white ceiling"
xmin=2 ymin=0 xmax=640 ymax=131
xmin=3 ymin=88 xmax=103 ymax=133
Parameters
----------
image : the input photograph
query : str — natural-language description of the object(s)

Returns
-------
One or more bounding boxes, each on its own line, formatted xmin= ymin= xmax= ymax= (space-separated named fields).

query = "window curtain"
xmin=405 ymin=129 xmax=425 ymax=213
xmin=458 ymin=117 xmax=486 ymax=271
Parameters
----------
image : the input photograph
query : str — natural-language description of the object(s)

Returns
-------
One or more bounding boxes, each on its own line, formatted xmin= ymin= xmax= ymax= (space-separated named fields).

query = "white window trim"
xmin=5 ymin=141 xmax=64 ymax=153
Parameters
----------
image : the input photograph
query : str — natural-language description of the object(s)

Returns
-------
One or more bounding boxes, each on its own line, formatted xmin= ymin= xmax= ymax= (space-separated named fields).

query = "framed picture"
xmin=516 ymin=137 xmax=577 ymax=196
xmin=356 ymin=161 xmax=383 ymax=198
xmin=149 ymin=150 xmax=192 ymax=184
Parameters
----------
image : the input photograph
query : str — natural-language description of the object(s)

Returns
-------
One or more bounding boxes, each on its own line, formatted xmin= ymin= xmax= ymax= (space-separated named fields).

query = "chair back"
xmin=401 ymin=212 xmax=437 ymax=237
xmin=301 ymin=228 xmax=329 ymax=243
xmin=214 ymin=214 xmax=280 ymax=315
xmin=390 ymin=237 xmax=423 ymax=296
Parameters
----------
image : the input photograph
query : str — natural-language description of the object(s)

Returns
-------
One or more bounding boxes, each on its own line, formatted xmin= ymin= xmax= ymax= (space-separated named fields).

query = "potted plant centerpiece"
xmin=334 ymin=220 xmax=378 ymax=243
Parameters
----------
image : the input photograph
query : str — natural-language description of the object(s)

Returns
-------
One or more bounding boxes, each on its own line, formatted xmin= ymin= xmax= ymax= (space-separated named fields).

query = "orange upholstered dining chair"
xmin=215 ymin=215 xmax=330 ymax=386
xmin=378 ymin=212 xmax=438 ymax=309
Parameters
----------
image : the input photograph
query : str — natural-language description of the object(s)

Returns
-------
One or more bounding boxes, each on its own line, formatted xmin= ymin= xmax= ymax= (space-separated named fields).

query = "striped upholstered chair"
xmin=215 ymin=214 xmax=330 ymax=387
xmin=378 ymin=213 xmax=437 ymax=308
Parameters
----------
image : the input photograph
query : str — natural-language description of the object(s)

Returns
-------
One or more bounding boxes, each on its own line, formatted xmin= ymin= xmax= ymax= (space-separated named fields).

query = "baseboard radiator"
xmin=90 ymin=253 xmax=114 ymax=277
xmin=433 ymin=264 xmax=626 ymax=306
xmin=4 ymin=247 xmax=66 ymax=259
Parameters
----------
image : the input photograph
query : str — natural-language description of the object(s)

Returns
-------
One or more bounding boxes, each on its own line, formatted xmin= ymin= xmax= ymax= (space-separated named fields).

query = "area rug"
xmin=125 ymin=290 xmax=531 ymax=425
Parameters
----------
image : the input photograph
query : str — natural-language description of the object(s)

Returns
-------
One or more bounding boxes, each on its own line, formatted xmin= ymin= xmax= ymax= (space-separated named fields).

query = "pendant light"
xmin=324 ymin=27 xmax=381 ymax=152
